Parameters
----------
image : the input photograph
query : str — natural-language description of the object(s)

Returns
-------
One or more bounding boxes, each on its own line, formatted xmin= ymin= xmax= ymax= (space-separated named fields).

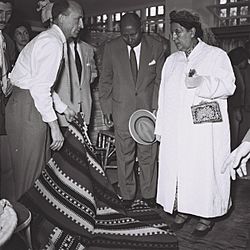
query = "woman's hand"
xmin=185 ymin=75 xmax=202 ymax=89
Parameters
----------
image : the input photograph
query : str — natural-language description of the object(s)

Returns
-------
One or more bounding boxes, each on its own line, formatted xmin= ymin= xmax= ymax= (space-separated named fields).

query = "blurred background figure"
xmin=245 ymin=40 xmax=250 ymax=64
xmin=238 ymin=42 xmax=250 ymax=142
xmin=9 ymin=21 xmax=31 ymax=61
xmin=0 ymin=0 xmax=17 ymax=200
xmin=228 ymin=47 xmax=247 ymax=150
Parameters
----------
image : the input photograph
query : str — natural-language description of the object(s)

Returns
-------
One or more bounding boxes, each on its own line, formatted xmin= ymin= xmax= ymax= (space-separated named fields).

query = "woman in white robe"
xmin=155 ymin=10 xmax=236 ymax=236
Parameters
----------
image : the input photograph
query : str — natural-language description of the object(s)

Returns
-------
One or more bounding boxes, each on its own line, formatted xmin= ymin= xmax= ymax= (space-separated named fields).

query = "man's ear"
xmin=190 ymin=27 xmax=196 ymax=38
xmin=57 ymin=13 xmax=65 ymax=24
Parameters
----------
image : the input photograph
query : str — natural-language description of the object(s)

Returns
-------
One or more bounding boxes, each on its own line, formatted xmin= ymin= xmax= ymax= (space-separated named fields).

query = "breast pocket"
xmin=148 ymin=64 xmax=156 ymax=74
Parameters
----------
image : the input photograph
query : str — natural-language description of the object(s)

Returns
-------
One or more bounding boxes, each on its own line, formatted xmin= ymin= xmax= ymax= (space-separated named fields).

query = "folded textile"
xmin=23 ymin=113 xmax=178 ymax=249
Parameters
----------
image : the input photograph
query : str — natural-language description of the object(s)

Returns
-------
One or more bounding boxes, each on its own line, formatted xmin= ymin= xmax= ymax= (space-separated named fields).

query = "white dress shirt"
xmin=69 ymin=41 xmax=82 ymax=61
xmin=127 ymin=43 xmax=141 ymax=69
xmin=9 ymin=24 xmax=67 ymax=123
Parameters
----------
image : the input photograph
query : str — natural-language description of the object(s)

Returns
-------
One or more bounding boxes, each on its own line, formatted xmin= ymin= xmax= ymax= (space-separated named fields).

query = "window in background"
xmin=145 ymin=5 xmax=165 ymax=34
xmin=208 ymin=0 xmax=250 ymax=27
xmin=85 ymin=4 xmax=165 ymax=34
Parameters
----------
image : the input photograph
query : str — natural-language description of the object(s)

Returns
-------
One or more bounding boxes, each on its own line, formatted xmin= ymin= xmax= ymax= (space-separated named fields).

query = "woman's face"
xmin=170 ymin=22 xmax=194 ymax=52
xmin=14 ymin=26 xmax=30 ymax=47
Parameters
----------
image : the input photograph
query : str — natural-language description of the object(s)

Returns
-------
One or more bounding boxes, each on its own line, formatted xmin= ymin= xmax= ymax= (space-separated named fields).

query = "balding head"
xmin=120 ymin=13 xmax=142 ymax=48
xmin=120 ymin=13 xmax=141 ymax=30
xmin=53 ymin=0 xmax=84 ymax=40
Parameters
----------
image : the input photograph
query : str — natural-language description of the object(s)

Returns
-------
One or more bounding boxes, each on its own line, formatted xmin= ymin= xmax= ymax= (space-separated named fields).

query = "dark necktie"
xmin=130 ymin=47 xmax=138 ymax=83
xmin=74 ymin=40 xmax=82 ymax=81
xmin=66 ymin=42 xmax=74 ymax=101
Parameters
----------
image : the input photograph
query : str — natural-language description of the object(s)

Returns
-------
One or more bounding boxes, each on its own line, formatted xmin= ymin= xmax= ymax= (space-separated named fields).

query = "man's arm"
xmin=27 ymin=38 xmax=66 ymax=150
xmin=98 ymin=42 xmax=113 ymax=125
xmin=48 ymin=120 xmax=64 ymax=151
xmin=152 ymin=41 xmax=165 ymax=110
xmin=222 ymin=129 xmax=250 ymax=179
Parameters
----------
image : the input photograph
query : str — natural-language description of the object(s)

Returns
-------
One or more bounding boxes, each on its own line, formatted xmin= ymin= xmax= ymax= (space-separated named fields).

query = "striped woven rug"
xmin=23 ymin=113 xmax=178 ymax=250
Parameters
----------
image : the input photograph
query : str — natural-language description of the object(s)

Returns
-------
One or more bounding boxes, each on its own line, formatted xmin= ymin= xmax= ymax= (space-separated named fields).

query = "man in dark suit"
xmin=0 ymin=0 xmax=16 ymax=197
xmin=99 ymin=13 xmax=165 ymax=208
xmin=0 ymin=0 xmax=15 ymax=135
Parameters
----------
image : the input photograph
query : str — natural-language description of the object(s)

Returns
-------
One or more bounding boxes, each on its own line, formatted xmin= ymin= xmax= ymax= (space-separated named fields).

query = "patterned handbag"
xmin=191 ymin=101 xmax=222 ymax=124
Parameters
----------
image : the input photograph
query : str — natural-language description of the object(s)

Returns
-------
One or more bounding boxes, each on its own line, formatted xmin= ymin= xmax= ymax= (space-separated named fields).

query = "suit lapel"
xmin=137 ymin=36 xmax=151 ymax=88
xmin=119 ymin=38 xmax=135 ymax=87
xmin=79 ymin=44 xmax=87 ymax=85
xmin=68 ymin=46 xmax=79 ymax=85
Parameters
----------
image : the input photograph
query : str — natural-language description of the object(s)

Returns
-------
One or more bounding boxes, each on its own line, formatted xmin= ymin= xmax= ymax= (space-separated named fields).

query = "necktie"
xmin=74 ymin=40 xmax=82 ymax=81
xmin=0 ymin=31 xmax=7 ymax=95
xmin=67 ymin=42 xmax=73 ymax=101
xmin=130 ymin=47 xmax=138 ymax=83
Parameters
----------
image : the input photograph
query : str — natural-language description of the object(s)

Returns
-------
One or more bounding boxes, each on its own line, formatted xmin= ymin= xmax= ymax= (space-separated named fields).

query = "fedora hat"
xmin=129 ymin=109 xmax=156 ymax=145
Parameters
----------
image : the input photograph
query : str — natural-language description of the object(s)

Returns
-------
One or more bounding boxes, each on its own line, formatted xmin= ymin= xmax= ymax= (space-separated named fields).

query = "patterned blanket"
xmin=23 ymin=113 xmax=178 ymax=249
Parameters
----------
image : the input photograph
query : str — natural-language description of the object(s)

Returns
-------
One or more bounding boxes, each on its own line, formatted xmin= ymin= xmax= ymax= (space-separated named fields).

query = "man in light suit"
xmin=99 ymin=13 xmax=165 ymax=208
xmin=56 ymin=36 xmax=97 ymax=128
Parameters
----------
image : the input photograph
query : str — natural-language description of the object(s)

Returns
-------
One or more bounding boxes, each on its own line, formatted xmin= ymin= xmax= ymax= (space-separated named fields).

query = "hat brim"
xmin=129 ymin=109 xmax=156 ymax=145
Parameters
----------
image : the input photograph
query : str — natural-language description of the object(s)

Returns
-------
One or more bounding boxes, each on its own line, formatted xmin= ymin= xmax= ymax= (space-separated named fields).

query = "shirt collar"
xmin=51 ymin=24 xmax=67 ymax=44
xmin=127 ymin=42 xmax=141 ymax=53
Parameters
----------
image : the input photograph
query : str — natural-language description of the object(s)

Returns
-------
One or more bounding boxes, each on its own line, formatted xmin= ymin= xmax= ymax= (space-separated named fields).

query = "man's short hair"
xmin=120 ymin=13 xmax=141 ymax=28
xmin=0 ymin=0 xmax=13 ymax=4
xmin=52 ymin=0 xmax=70 ymax=21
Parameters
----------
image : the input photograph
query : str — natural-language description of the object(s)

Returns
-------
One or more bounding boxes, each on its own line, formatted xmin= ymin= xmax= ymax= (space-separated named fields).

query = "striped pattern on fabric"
xmin=24 ymin=113 xmax=178 ymax=249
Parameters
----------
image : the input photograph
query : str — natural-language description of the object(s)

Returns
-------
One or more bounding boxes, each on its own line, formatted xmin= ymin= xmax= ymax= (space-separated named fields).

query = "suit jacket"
xmin=56 ymin=40 xmax=97 ymax=126
xmin=99 ymin=34 xmax=165 ymax=130
xmin=0 ymin=33 xmax=16 ymax=135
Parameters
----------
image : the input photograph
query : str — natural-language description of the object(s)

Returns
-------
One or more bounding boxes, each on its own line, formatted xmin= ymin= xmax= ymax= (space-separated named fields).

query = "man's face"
xmin=121 ymin=23 xmax=142 ymax=48
xmin=0 ymin=2 xmax=12 ymax=30
xmin=61 ymin=2 xmax=84 ymax=40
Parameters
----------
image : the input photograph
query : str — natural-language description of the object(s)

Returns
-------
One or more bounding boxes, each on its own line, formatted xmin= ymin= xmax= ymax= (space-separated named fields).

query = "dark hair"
xmin=0 ymin=0 xmax=13 ymax=4
xmin=52 ymin=0 xmax=70 ymax=21
xmin=245 ymin=41 xmax=250 ymax=58
xmin=9 ymin=21 xmax=31 ymax=39
xmin=120 ymin=13 xmax=141 ymax=29
xmin=228 ymin=47 xmax=248 ymax=66
xmin=169 ymin=10 xmax=203 ymax=39
xmin=245 ymin=40 xmax=250 ymax=49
